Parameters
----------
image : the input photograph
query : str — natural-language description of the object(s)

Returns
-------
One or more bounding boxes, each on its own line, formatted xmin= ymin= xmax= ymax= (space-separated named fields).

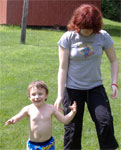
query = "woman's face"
xmin=80 ymin=29 xmax=93 ymax=37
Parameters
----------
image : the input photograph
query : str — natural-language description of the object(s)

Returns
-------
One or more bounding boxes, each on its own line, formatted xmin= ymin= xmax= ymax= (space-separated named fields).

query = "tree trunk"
xmin=20 ymin=0 xmax=29 ymax=44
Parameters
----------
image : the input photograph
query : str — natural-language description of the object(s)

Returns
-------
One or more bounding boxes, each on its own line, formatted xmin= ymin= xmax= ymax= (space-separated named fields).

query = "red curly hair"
xmin=67 ymin=4 xmax=103 ymax=34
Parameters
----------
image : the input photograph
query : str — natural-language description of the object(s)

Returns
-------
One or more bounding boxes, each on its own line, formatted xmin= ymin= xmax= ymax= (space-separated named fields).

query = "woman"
xmin=54 ymin=4 xmax=119 ymax=150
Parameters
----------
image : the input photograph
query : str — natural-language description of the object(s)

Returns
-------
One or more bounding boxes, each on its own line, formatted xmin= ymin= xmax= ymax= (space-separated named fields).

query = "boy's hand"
xmin=5 ymin=119 xmax=15 ymax=126
xmin=69 ymin=101 xmax=77 ymax=113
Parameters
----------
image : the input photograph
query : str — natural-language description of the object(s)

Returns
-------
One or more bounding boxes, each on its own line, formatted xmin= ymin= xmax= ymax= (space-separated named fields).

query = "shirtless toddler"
xmin=5 ymin=80 xmax=76 ymax=150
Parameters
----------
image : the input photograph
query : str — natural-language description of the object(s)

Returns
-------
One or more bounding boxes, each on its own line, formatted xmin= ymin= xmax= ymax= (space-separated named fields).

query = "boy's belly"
xmin=29 ymin=122 xmax=52 ymax=142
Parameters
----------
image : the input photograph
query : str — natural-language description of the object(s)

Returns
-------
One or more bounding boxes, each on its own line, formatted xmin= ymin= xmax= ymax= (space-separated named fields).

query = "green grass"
xmin=0 ymin=18 xmax=121 ymax=150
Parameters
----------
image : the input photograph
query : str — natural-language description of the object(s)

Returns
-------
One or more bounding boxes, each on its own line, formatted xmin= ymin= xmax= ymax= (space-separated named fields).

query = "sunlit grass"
xmin=0 ymin=18 xmax=121 ymax=149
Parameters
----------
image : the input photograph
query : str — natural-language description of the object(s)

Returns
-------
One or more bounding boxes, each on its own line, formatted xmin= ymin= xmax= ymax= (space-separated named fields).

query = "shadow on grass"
xmin=103 ymin=24 xmax=121 ymax=37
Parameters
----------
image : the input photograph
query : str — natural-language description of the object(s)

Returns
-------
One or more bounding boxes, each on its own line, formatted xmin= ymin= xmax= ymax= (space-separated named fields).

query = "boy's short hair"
xmin=27 ymin=80 xmax=48 ymax=98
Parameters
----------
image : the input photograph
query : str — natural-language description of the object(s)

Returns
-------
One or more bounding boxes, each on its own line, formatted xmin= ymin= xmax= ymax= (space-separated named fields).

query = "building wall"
xmin=0 ymin=0 xmax=101 ymax=26
xmin=6 ymin=0 xmax=23 ymax=25
xmin=0 ymin=0 xmax=7 ymax=24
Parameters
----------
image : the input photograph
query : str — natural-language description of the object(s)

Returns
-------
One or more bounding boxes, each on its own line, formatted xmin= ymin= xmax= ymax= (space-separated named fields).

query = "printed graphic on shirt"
xmin=78 ymin=41 xmax=95 ymax=58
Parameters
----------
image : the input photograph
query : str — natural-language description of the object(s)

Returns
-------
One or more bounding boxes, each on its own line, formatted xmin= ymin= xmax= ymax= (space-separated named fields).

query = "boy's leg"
xmin=26 ymin=143 xmax=29 ymax=150
xmin=87 ymin=85 xmax=119 ymax=150
xmin=63 ymin=88 xmax=86 ymax=150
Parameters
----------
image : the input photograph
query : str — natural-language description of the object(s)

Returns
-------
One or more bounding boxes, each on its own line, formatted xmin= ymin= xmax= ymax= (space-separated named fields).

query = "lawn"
xmin=0 ymin=18 xmax=121 ymax=150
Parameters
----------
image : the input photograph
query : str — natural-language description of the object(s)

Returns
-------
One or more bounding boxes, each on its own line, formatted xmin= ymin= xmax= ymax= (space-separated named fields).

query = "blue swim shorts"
xmin=27 ymin=136 xmax=55 ymax=150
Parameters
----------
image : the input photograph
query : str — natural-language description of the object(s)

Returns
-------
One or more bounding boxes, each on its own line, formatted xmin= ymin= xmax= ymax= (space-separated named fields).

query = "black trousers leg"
xmin=63 ymin=86 xmax=119 ymax=150
xmin=63 ymin=88 xmax=86 ymax=150
xmin=87 ymin=85 xmax=119 ymax=150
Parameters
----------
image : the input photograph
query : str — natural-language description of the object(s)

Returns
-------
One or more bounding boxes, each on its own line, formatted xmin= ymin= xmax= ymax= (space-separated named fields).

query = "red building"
xmin=0 ymin=0 xmax=101 ymax=26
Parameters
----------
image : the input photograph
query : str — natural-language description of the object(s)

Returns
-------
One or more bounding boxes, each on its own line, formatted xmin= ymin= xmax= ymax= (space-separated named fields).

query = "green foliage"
xmin=101 ymin=0 xmax=121 ymax=22
xmin=0 ymin=19 xmax=121 ymax=149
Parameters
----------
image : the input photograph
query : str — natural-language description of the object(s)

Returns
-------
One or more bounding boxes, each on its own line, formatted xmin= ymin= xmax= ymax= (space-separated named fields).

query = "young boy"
xmin=5 ymin=80 xmax=76 ymax=150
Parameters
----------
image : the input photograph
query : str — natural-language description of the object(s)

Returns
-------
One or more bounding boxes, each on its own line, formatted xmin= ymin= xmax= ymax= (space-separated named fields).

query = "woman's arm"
xmin=54 ymin=101 xmax=76 ymax=125
xmin=105 ymin=45 xmax=119 ymax=98
xmin=54 ymin=46 xmax=69 ymax=110
xmin=5 ymin=106 xmax=29 ymax=126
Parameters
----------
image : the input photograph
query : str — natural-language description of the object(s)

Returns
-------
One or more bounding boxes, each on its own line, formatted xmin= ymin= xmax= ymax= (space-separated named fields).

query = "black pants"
xmin=63 ymin=85 xmax=119 ymax=150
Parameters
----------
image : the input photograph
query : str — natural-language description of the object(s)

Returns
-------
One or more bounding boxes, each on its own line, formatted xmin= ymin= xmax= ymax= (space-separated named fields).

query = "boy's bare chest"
xmin=29 ymin=109 xmax=52 ymax=122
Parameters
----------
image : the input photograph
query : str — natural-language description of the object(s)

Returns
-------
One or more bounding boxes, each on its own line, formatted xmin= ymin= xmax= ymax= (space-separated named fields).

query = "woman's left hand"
xmin=110 ymin=85 xmax=118 ymax=99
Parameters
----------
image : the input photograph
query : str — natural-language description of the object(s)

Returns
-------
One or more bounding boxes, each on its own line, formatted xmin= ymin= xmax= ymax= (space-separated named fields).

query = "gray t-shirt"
xmin=58 ymin=30 xmax=114 ymax=90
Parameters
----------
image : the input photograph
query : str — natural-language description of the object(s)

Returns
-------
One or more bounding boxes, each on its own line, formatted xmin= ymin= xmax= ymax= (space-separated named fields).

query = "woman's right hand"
xmin=54 ymin=97 xmax=64 ymax=111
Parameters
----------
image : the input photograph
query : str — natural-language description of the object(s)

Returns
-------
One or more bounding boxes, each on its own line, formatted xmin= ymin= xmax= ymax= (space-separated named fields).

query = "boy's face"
xmin=29 ymin=87 xmax=48 ymax=106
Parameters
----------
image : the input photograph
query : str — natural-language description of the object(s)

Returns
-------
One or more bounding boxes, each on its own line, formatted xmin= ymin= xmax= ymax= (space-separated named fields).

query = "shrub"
xmin=101 ymin=0 xmax=121 ymax=22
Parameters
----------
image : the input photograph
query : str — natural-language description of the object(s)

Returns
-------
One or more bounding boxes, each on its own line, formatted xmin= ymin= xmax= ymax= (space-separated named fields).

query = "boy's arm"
xmin=53 ymin=101 xmax=76 ymax=125
xmin=5 ymin=106 xmax=29 ymax=126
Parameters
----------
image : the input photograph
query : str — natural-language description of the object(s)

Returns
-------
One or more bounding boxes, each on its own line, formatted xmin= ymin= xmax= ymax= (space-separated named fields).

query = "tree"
xmin=21 ymin=0 xmax=29 ymax=44
xmin=101 ymin=0 xmax=121 ymax=22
